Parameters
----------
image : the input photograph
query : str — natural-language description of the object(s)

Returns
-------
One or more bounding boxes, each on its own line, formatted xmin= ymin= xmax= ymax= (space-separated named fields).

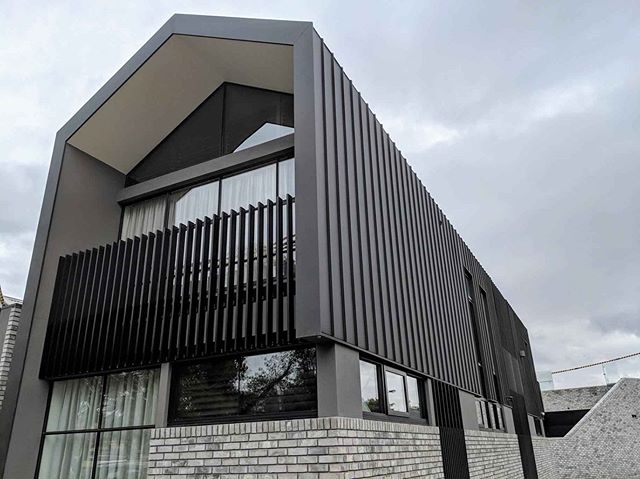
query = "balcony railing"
xmin=41 ymin=196 xmax=296 ymax=379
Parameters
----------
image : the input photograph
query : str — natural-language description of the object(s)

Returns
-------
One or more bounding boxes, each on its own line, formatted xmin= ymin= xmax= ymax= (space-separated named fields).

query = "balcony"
xmin=41 ymin=197 xmax=295 ymax=379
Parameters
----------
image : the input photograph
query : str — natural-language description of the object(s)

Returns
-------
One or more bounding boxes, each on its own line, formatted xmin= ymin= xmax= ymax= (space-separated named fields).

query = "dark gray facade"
xmin=3 ymin=15 xmax=543 ymax=479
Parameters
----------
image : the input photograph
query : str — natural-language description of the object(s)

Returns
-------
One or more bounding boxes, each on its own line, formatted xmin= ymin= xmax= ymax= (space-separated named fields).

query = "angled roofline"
xmin=57 ymin=14 xmax=313 ymax=143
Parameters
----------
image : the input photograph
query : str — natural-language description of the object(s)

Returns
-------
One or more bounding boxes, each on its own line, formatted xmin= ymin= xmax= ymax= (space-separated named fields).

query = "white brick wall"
xmin=148 ymin=417 xmax=445 ymax=478
xmin=0 ymin=305 xmax=20 ymax=411
xmin=464 ymin=430 xmax=524 ymax=479
xmin=533 ymin=378 xmax=640 ymax=479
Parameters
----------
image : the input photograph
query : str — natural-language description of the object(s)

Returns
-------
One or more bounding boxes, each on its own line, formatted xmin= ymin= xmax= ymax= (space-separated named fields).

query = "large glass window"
xmin=126 ymin=82 xmax=293 ymax=185
xmin=169 ymin=348 xmax=316 ymax=424
xmin=121 ymin=158 xmax=294 ymax=240
xmin=38 ymin=369 xmax=159 ymax=479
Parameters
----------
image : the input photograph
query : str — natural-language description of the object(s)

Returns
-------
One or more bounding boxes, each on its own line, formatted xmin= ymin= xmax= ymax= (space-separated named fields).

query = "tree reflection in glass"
xmin=172 ymin=348 xmax=317 ymax=422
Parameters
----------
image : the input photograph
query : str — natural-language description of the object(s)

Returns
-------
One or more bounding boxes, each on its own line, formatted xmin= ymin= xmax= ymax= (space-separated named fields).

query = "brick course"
xmin=464 ymin=430 xmax=523 ymax=479
xmin=0 ymin=305 xmax=20 ymax=410
xmin=148 ymin=417 xmax=444 ymax=479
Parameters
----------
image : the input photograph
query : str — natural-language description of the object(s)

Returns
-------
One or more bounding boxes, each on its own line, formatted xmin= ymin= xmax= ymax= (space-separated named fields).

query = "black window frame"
xmin=34 ymin=367 xmax=160 ymax=479
xmin=167 ymin=346 xmax=318 ymax=426
xmin=360 ymin=358 xmax=428 ymax=424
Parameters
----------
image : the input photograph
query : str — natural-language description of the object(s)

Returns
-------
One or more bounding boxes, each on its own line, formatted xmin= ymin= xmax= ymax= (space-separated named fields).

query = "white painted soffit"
xmin=68 ymin=34 xmax=294 ymax=174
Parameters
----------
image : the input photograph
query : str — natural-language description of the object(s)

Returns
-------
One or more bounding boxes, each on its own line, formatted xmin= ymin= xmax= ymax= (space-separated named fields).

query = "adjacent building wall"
xmin=0 ymin=305 xmax=20 ymax=410
xmin=542 ymin=385 xmax=610 ymax=412
xmin=532 ymin=378 xmax=640 ymax=479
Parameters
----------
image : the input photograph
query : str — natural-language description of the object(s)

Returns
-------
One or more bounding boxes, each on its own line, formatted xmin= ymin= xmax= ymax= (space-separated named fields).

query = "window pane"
xmin=406 ymin=377 xmax=422 ymax=419
xmin=171 ymin=359 xmax=241 ymax=422
xmin=95 ymin=429 xmax=151 ymax=479
xmin=38 ymin=433 xmax=96 ymax=479
xmin=278 ymin=158 xmax=295 ymax=198
xmin=102 ymin=369 xmax=160 ymax=429
xmin=121 ymin=196 xmax=167 ymax=240
xmin=385 ymin=371 xmax=407 ymax=413
xmin=46 ymin=377 xmax=103 ymax=432
xmin=359 ymin=361 xmax=381 ymax=413
xmin=239 ymin=349 xmax=317 ymax=414
xmin=168 ymin=181 xmax=219 ymax=227
xmin=234 ymin=123 xmax=294 ymax=152
xmin=220 ymin=164 xmax=276 ymax=213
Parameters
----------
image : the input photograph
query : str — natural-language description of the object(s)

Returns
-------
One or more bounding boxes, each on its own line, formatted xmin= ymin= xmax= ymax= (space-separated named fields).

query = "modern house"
xmin=3 ymin=15 xmax=544 ymax=479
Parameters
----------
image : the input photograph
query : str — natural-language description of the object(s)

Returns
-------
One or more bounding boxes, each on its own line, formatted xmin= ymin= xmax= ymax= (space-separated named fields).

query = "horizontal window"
xmin=169 ymin=348 xmax=317 ymax=424
xmin=359 ymin=359 xmax=426 ymax=422
xmin=121 ymin=157 xmax=294 ymax=240
xmin=38 ymin=369 xmax=159 ymax=479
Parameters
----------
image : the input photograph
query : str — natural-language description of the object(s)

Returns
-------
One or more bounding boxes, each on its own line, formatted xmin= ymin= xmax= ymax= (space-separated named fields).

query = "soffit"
xmin=68 ymin=34 xmax=293 ymax=173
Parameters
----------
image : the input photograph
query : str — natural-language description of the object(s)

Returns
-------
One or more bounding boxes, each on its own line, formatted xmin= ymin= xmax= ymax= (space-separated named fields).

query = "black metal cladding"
xmin=316 ymin=37 xmax=482 ymax=395
xmin=314 ymin=32 xmax=541 ymax=412
xmin=40 ymin=197 xmax=296 ymax=379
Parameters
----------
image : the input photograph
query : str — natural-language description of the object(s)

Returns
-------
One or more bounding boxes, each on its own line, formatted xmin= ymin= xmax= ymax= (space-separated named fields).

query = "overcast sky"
xmin=1 ymin=1 xmax=639 ymax=388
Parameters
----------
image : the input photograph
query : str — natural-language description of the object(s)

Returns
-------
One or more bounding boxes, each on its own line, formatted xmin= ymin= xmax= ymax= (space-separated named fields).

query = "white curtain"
xmin=220 ymin=164 xmax=277 ymax=214
xmin=46 ymin=377 xmax=102 ymax=432
xmin=168 ymin=181 xmax=219 ymax=227
xmin=39 ymin=377 xmax=102 ymax=479
xmin=101 ymin=369 xmax=159 ymax=428
xmin=121 ymin=196 xmax=166 ymax=240
xmin=95 ymin=429 xmax=151 ymax=479
xmin=38 ymin=371 xmax=159 ymax=479
xmin=278 ymin=158 xmax=295 ymax=198
xmin=38 ymin=433 xmax=96 ymax=479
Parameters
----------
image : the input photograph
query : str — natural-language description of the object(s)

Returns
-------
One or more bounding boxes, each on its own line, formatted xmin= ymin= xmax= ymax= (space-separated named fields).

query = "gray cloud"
xmin=1 ymin=0 xmax=638 ymax=387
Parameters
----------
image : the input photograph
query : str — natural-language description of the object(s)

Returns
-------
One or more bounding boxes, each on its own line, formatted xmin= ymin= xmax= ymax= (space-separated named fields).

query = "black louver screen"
xmin=41 ymin=197 xmax=296 ymax=379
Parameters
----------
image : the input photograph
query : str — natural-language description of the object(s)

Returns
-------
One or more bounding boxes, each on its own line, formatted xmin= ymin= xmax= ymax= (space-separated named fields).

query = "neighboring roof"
xmin=542 ymin=384 xmax=611 ymax=412
xmin=0 ymin=285 xmax=22 ymax=308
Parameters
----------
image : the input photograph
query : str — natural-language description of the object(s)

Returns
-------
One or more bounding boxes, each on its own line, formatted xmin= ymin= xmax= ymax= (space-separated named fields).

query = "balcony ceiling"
xmin=68 ymin=34 xmax=293 ymax=174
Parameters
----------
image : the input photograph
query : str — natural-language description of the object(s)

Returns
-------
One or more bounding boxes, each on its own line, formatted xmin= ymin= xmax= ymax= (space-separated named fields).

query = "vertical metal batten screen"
xmin=432 ymin=380 xmax=470 ymax=479
xmin=40 ymin=197 xmax=296 ymax=379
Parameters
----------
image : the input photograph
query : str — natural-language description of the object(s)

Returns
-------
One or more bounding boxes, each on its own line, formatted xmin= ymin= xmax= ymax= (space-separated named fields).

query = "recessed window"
xmin=126 ymin=82 xmax=294 ymax=185
xmin=359 ymin=360 xmax=382 ymax=413
xmin=359 ymin=359 xmax=426 ymax=422
xmin=385 ymin=370 xmax=408 ymax=414
xmin=169 ymin=348 xmax=316 ymax=424
xmin=38 ymin=369 xmax=159 ymax=479
xmin=476 ymin=398 xmax=503 ymax=431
